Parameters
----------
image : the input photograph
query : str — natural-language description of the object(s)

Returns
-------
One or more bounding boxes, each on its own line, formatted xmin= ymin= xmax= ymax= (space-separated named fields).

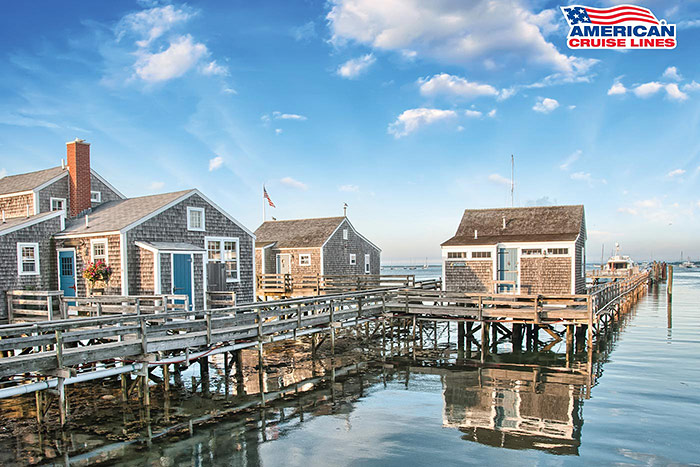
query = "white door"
xmin=276 ymin=254 xmax=291 ymax=274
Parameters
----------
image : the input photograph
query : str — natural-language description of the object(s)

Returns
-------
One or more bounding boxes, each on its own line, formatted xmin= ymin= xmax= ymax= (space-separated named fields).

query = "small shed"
xmin=441 ymin=205 xmax=586 ymax=295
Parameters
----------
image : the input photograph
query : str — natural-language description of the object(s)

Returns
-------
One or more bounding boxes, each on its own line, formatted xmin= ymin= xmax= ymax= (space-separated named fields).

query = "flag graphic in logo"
xmin=560 ymin=4 xmax=676 ymax=49
xmin=264 ymin=186 xmax=275 ymax=208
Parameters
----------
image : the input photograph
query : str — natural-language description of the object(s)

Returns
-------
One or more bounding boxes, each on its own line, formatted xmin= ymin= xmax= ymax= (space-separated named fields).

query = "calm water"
xmin=2 ymin=269 xmax=699 ymax=466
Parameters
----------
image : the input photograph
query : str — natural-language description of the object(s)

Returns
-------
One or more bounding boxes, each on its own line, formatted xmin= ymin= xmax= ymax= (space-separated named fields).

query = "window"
xmin=364 ymin=254 xmax=370 ymax=274
xmin=522 ymin=248 xmax=543 ymax=256
xmin=17 ymin=243 xmax=39 ymax=275
xmin=207 ymin=237 xmax=239 ymax=281
xmin=299 ymin=254 xmax=311 ymax=266
xmin=547 ymin=248 xmax=569 ymax=255
xmin=342 ymin=229 xmax=348 ymax=240
xmin=447 ymin=252 xmax=466 ymax=259
xmin=50 ymin=197 xmax=66 ymax=211
xmin=187 ymin=207 xmax=205 ymax=231
xmin=472 ymin=251 xmax=491 ymax=259
xmin=91 ymin=239 xmax=108 ymax=263
xmin=349 ymin=253 xmax=356 ymax=265
xmin=90 ymin=191 xmax=101 ymax=203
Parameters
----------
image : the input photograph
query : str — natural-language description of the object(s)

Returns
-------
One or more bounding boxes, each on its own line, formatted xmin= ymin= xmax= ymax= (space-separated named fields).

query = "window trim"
xmin=90 ymin=191 xmax=102 ymax=203
xmin=342 ymin=229 xmax=348 ymax=240
xmin=471 ymin=251 xmax=492 ymax=259
xmin=299 ymin=253 xmax=311 ymax=266
xmin=90 ymin=238 xmax=109 ymax=264
xmin=187 ymin=206 xmax=206 ymax=232
xmin=50 ymin=197 xmax=66 ymax=212
xmin=17 ymin=242 xmax=40 ymax=276
xmin=205 ymin=236 xmax=240 ymax=283
xmin=349 ymin=253 xmax=356 ymax=265
xmin=364 ymin=253 xmax=370 ymax=274
xmin=546 ymin=247 xmax=569 ymax=256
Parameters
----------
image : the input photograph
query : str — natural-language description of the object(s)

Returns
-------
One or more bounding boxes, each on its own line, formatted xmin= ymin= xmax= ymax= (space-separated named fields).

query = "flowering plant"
xmin=82 ymin=260 xmax=112 ymax=285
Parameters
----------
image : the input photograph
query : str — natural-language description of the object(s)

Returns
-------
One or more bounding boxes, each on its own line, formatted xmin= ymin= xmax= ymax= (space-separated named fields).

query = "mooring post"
xmin=411 ymin=316 xmax=417 ymax=360
xmin=481 ymin=321 xmax=489 ymax=361
xmin=258 ymin=341 xmax=266 ymax=405
xmin=667 ymin=265 xmax=673 ymax=304
xmin=35 ymin=385 xmax=44 ymax=425
xmin=199 ymin=356 xmax=210 ymax=398
xmin=330 ymin=300 xmax=336 ymax=355
xmin=163 ymin=363 xmax=170 ymax=393
xmin=512 ymin=324 xmax=522 ymax=353
xmin=235 ymin=350 xmax=245 ymax=395
xmin=457 ymin=321 xmax=465 ymax=360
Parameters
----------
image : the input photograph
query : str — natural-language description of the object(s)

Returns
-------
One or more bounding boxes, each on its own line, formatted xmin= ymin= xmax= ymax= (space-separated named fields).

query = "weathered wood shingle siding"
xmin=90 ymin=174 xmax=122 ymax=207
xmin=132 ymin=247 xmax=155 ymax=295
xmin=322 ymin=219 xmax=380 ymax=275
xmin=54 ymin=235 xmax=123 ymax=297
xmin=37 ymin=176 xmax=69 ymax=214
xmin=126 ymin=193 xmax=254 ymax=307
xmin=0 ymin=216 xmax=62 ymax=321
xmin=0 ymin=193 xmax=34 ymax=219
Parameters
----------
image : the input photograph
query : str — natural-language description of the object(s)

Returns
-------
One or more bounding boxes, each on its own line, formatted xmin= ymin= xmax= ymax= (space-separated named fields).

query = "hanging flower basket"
xmin=83 ymin=260 xmax=112 ymax=296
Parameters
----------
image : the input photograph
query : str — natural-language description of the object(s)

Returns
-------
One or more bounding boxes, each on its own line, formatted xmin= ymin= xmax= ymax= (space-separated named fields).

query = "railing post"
xmin=47 ymin=295 xmax=54 ymax=321
xmin=206 ymin=311 xmax=212 ymax=346
xmin=140 ymin=318 xmax=148 ymax=355
xmin=6 ymin=293 xmax=13 ymax=324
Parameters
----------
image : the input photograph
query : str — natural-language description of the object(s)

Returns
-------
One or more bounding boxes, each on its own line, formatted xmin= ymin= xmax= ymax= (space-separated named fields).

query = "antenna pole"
xmin=510 ymin=154 xmax=514 ymax=207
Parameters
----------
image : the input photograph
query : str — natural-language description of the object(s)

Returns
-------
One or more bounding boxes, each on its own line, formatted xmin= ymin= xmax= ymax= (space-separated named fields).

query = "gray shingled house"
xmin=254 ymin=216 xmax=381 ymax=287
xmin=0 ymin=139 xmax=255 ymax=320
xmin=441 ymin=205 xmax=586 ymax=295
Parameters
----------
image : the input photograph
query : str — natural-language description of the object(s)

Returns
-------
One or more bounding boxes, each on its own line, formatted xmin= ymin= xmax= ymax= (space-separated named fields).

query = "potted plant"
xmin=83 ymin=260 xmax=112 ymax=296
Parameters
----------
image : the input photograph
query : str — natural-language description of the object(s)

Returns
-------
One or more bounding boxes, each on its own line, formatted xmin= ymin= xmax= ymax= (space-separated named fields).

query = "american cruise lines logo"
xmin=561 ymin=4 xmax=676 ymax=49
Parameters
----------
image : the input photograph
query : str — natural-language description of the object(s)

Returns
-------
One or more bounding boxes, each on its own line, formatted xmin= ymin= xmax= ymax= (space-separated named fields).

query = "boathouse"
xmin=441 ymin=205 xmax=586 ymax=295
xmin=254 ymin=216 xmax=381 ymax=283
xmin=0 ymin=139 xmax=255 ymax=321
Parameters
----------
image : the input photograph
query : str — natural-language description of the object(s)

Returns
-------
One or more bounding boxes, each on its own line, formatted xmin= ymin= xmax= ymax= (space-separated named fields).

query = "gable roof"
xmin=0 ymin=166 xmax=66 ymax=196
xmin=441 ymin=205 xmax=585 ymax=246
xmin=255 ymin=217 xmax=346 ymax=248
xmin=57 ymin=190 xmax=194 ymax=236
xmin=0 ymin=210 xmax=65 ymax=236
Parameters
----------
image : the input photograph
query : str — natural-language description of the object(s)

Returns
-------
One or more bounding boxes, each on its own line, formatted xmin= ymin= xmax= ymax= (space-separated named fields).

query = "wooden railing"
xmin=206 ymin=291 xmax=236 ymax=309
xmin=256 ymin=274 xmax=416 ymax=296
xmin=5 ymin=290 xmax=64 ymax=323
xmin=588 ymin=270 xmax=650 ymax=318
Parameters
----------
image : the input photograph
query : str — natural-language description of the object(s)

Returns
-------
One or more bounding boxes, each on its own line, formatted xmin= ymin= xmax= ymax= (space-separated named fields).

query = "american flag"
xmin=563 ymin=5 xmax=660 ymax=26
xmin=263 ymin=186 xmax=275 ymax=208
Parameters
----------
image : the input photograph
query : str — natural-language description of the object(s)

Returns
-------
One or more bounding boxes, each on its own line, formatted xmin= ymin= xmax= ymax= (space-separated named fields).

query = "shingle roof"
xmin=58 ymin=190 xmax=194 ymax=236
xmin=0 ymin=211 xmax=63 ymax=235
xmin=441 ymin=205 xmax=584 ymax=246
xmin=0 ymin=166 xmax=66 ymax=195
xmin=254 ymin=217 xmax=345 ymax=248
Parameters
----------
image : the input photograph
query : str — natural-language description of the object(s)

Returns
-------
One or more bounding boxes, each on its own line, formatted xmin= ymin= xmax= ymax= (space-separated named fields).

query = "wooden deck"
xmin=256 ymin=273 xmax=415 ymax=299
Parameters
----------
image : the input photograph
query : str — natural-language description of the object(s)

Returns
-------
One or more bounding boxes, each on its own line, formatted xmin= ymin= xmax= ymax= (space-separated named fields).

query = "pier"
xmin=0 ymin=269 xmax=654 ymax=428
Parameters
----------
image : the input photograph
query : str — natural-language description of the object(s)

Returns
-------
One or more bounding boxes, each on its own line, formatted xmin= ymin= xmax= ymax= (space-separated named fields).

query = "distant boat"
xmin=422 ymin=257 xmax=428 ymax=269
xmin=601 ymin=243 xmax=638 ymax=276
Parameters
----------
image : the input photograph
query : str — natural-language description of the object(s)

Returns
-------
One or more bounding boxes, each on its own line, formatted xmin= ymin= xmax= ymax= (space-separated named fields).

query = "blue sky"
xmin=1 ymin=0 xmax=699 ymax=263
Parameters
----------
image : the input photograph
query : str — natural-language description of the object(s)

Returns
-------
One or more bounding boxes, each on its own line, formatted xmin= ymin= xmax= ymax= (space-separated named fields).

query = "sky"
xmin=1 ymin=0 xmax=699 ymax=263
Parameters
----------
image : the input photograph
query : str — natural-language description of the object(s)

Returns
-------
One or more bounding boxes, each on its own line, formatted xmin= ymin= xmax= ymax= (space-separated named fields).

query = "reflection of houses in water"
xmin=438 ymin=365 xmax=586 ymax=455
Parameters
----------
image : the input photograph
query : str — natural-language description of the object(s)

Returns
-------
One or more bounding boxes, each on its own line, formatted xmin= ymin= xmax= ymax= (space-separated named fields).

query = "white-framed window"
xmin=90 ymin=191 xmax=101 ymax=202
xmin=207 ymin=237 xmax=239 ymax=281
xmin=299 ymin=254 xmax=311 ymax=266
xmin=17 ymin=243 xmax=40 ymax=275
xmin=187 ymin=207 xmax=205 ymax=232
xmin=522 ymin=248 xmax=543 ymax=256
xmin=472 ymin=251 xmax=491 ymax=259
xmin=349 ymin=253 xmax=356 ymax=265
xmin=343 ymin=228 xmax=348 ymax=240
xmin=447 ymin=252 xmax=466 ymax=259
xmin=50 ymin=197 xmax=66 ymax=211
xmin=90 ymin=239 xmax=108 ymax=264
xmin=547 ymin=248 xmax=569 ymax=256
xmin=364 ymin=254 xmax=370 ymax=274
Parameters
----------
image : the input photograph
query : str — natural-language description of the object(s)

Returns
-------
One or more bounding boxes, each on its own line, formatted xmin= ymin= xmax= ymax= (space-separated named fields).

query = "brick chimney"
xmin=66 ymin=139 xmax=92 ymax=217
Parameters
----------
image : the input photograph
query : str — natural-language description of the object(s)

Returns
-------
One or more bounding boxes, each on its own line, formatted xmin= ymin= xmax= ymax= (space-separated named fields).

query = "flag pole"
xmin=262 ymin=184 xmax=266 ymax=223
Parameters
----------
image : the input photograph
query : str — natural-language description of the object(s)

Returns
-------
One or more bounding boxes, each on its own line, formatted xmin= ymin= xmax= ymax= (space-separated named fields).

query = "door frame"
xmin=276 ymin=253 xmax=292 ymax=274
xmin=497 ymin=246 xmax=519 ymax=294
xmin=171 ymin=253 xmax=195 ymax=309
xmin=56 ymin=247 xmax=77 ymax=297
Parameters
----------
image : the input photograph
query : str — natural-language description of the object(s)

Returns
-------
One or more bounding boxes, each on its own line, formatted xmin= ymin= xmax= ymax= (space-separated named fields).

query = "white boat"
xmin=601 ymin=244 xmax=638 ymax=276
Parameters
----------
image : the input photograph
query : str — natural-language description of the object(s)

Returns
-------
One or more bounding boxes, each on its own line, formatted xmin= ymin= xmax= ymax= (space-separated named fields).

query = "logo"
xmin=560 ymin=4 xmax=676 ymax=49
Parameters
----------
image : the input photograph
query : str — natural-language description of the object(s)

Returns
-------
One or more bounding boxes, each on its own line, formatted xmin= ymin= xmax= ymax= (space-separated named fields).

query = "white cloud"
xmin=464 ymin=110 xmax=482 ymax=118
xmin=568 ymin=105 xmax=576 ymax=110
xmin=208 ymin=156 xmax=224 ymax=171
xmin=418 ymin=73 xmax=500 ymax=100
xmin=697 ymin=200 xmax=700 ymax=209
xmin=327 ymin=0 xmax=596 ymax=79
xmin=607 ymin=81 xmax=627 ymax=95
xmin=633 ymin=81 xmax=663 ymax=98
xmin=682 ymin=81 xmax=700 ymax=92
xmin=272 ymin=111 xmax=307 ymax=121
xmin=337 ymin=53 xmax=376 ymax=79
xmin=488 ymin=173 xmax=511 ymax=186
xmin=222 ymin=87 xmax=237 ymax=95
xmin=487 ymin=109 xmax=497 ymax=118
xmin=571 ymin=171 xmax=607 ymax=186
xmin=387 ymin=108 xmax=457 ymax=138
xmin=134 ymin=35 xmax=208 ymax=82
xmin=667 ymin=168 xmax=686 ymax=178
xmin=117 ymin=4 xmax=195 ymax=47
xmin=280 ymin=177 xmax=308 ymax=190
xmin=617 ymin=207 xmax=638 ymax=215
xmin=339 ymin=184 xmax=359 ymax=192
xmin=665 ymin=83 xmax=688 ymax=101
xmin=148 ymin=181 xmax=165 ymax=191
xmin=292 ymin=21 xmax=316 ymax=42
xmin=200 ymin=60 xmax=228 ymax=76
xmin=532 ymin=97 xmax=559 ymax=113
xmin=662 ymin=66 xmax=682 ymax=81
xmin=275 ymin=128 xmax=283 ymax=135
xmin=560 ymin=149 xmax=581 ymax=171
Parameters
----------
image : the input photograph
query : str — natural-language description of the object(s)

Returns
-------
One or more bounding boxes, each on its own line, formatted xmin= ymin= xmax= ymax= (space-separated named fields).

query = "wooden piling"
xmin=199 ymin=356 xmax=210 ymax=398
xmin=667 ymin=265 xmax=673 ymax=304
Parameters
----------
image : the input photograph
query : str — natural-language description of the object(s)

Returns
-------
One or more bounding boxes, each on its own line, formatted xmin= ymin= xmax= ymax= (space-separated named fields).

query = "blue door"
xmin=58 ymin=250 xmax=76 ymax=303
xmin=497 ymin=248 xmax=518 ymax=293
xmin=173 ymin=254 xmax=193 ymax=309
